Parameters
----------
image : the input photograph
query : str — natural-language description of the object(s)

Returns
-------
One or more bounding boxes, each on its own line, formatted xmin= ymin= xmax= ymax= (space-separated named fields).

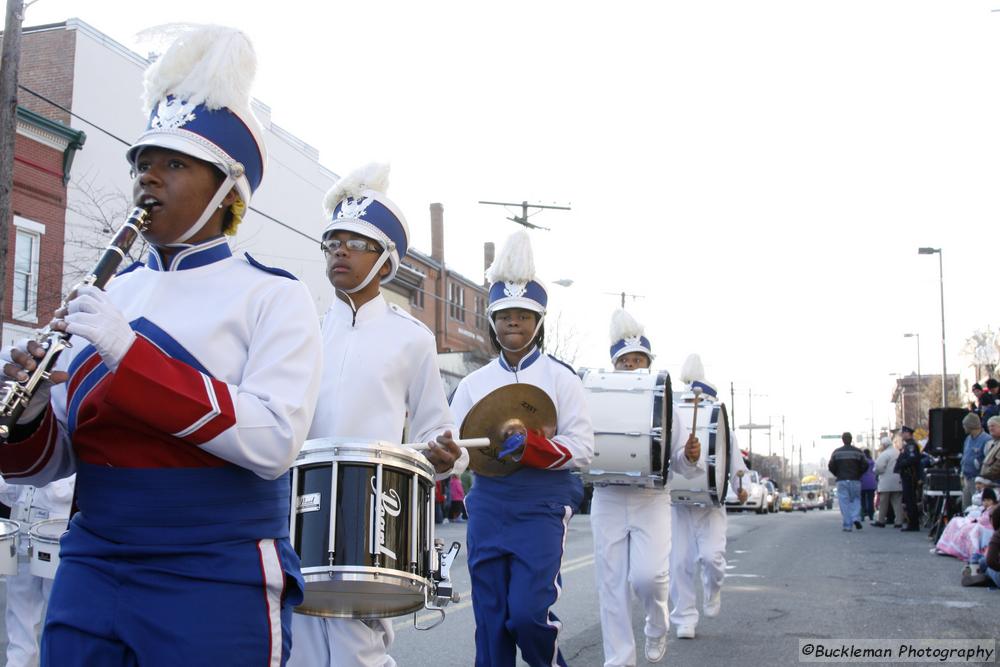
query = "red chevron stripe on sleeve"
xmin=518 ymin=429 xmax=572 ymax=470
xmin=0 ymin=408 xmax=58 ymax=479
xmin=104 ymin=337 xmax=236 ymax=446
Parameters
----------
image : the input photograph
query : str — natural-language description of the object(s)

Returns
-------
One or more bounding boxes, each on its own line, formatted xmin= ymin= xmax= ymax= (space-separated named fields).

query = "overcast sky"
xmin=21 ymin=0 xmax=1000 ymax=464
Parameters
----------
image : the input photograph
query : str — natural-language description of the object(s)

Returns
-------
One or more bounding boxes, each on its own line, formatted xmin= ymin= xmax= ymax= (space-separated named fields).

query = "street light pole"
xmin=919 ymin=247 xmax=947 ymax=408
xmin=904 ymin=333 xmax=922 ymax=425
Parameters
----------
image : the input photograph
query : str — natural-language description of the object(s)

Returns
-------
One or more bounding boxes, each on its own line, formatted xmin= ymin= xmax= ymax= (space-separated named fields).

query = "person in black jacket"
xmin=894 ymin=426 xmax=923 ymax=531
xmin=828 ymin=432 xmax=868 ymax=531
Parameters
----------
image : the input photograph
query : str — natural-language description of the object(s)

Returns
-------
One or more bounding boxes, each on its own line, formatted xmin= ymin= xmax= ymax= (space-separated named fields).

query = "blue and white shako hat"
xmin=127 ymin=24 xmax=267 ymax=243
xmin=322 ymin=163 xmax=408 ymax=292
xmin=609 ymin=309 xmax=654 ymax=364
xmin=680 ymin=353 xmax=718 ymax=399
xmin=486 ymin=230 xmax=548 ymax=317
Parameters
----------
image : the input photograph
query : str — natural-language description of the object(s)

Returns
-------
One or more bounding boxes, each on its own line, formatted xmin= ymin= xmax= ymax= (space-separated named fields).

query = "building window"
xmin=410 ymin=286 xmax=424 ymax=309
xmin=12 ymin=217 xmax=44 ymax=322
xmin=449 ymin=282 xmax=465 ymax=322
xmin=475 ymin=295 xmax=487 ymax=330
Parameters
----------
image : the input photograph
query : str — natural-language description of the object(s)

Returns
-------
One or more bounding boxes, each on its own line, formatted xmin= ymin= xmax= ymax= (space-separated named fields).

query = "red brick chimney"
xmin=430 ymin=203 xmax=444 ymax=263
xmin=483 ymin=242 xmax=495 ymax=286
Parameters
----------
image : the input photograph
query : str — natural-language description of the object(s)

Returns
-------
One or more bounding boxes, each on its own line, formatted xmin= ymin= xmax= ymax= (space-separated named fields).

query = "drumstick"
xmin=407 ymin=437 xmax=492 ymax=451
xmin=690 ymin=386 xmax=703 ymax=434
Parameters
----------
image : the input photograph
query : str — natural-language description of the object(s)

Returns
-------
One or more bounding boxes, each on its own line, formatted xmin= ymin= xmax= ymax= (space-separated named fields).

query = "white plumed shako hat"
xmin=609 ymin=309 xmax=654 ymax=364
xmin=322 ymin=163 xmax=409 ymax=291
xmin=127 ymin=24 xmax=267 ymax=243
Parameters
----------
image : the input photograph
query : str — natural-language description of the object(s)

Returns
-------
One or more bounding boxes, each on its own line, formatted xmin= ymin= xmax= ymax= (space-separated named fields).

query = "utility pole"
xmin=478 ymin=200 xmax=570 ymax=231
xmin=0 ymin=0 xmax=29 ymax=337
xmin=603 ymin=290 xmax=645 ymax=309
xmin=781 ymin=415 xmax=786 ymax=487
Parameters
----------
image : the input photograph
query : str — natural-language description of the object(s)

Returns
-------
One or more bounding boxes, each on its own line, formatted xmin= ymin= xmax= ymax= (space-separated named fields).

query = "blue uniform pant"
xmin=466 ymin=471 xmax=581 ymax=667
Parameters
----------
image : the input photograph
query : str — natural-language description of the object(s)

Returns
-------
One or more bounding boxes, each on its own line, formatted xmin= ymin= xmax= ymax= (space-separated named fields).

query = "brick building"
xmin=3 ymin=105 xmax=86 ymax=346
xmin=891 ymin=372 xmax=959 ymax=430
xmin=385 ymin=203 xmax=493 ymax=394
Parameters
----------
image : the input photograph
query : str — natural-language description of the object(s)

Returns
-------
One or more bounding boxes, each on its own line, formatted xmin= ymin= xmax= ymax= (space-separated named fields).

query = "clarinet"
xmin=0 ymin=204 xmax=152 ymax=440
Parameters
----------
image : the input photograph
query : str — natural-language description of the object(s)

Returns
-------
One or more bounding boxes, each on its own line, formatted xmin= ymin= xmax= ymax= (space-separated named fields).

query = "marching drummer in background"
xmin=0 ymin=26 xmax=322 ymax=665
xmin=450 ymin=230 xmax=594 ymax=667
xmin=0 ymin=476 xmax=74 ymax=667
xmin=668 ymin=354 xmax=748 ymax=640
xmin=591 ymin=310 xmax=697 ymax=666
xmin=288 ymin=164 xmax=463 ymax=667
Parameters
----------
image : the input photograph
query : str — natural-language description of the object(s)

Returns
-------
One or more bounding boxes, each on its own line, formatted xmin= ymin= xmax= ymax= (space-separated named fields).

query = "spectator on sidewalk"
xmin=874 ymin=436 xmax=903 ymax=527
xmin=961 ymin=412 xmax=990 ymax=510
xmin=895 ymin=426 xmax=923 ymax=531
xmin=828 ymin=432 xmax=868 ymax=532
xmin=980 ymin=417 xmax=1000 ymax=484
xmin=448 ymin=474 xmax=467 ymax=522
xmin=860 ymin=449 xmax=877 ymax=522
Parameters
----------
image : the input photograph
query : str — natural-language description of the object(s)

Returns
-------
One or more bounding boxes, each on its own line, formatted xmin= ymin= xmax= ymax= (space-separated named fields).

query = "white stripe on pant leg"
xmin=547 ymin=506 xmax=572 ymax=667
xmin=257 ymin=539 xmax=284 ymax=667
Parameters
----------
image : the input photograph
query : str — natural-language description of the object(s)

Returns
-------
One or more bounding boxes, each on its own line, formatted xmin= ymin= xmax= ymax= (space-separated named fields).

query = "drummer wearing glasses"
xmin=590 ymin=310 xmax=699 ymax=666
xmin=287 ymin=164 xmax=463 ymax=667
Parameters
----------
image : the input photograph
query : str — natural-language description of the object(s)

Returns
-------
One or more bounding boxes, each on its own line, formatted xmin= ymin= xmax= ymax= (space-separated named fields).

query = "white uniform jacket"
xmin=0 ymin=239 xmax=323 ymax=484
xmin=307 ymin=294 xmax=461 ymax=475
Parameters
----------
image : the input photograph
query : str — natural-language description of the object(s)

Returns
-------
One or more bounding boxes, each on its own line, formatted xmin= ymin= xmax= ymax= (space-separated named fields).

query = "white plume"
xmin=609 ymin=309 xmax=644 ymax=344
xmin=139 ymin=24 xmax=257 ymax=114
xmin=680 ymin=353 xmax=706 ymax=384
xmin=322 ymin=163 xmax=391 ymax=217
xmin=486 ymin=230 xmax=536 ymax=284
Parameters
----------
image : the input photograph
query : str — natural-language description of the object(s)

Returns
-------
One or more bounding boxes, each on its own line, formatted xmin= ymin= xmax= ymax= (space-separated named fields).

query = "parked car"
xmin=779 ymin=494 xmax=794 ymax=512
xmin=762 ymin=480 xmax=779 ymax=513
xmin=725 ymin=470 xmax=767 ymax=514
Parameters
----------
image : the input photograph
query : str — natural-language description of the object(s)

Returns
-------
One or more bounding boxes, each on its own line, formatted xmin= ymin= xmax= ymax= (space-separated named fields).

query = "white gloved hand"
xmin=62 ymin=285 xmax=135 ymax=373
xmin=1 ymin=337 xmax=52 ymax=424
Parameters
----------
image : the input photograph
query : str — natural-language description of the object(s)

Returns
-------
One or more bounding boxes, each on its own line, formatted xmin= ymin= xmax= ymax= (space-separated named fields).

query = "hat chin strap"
xmin=342 ymin=248 xmax=390 ymax=294
xmin=162 ymin=176 xmax=235 ymax=245
xmin=489 ymin=314 xmax=545 ymax=354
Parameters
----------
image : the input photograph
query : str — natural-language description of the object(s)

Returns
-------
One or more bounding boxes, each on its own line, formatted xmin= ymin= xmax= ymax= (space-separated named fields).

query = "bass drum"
xmin=290 ymin=439 xmax=435 ymax=619
xmin=580 ymin=369 xmax=672 ymax=488
xmin=670 ymin=399 xmax=731 ymax=507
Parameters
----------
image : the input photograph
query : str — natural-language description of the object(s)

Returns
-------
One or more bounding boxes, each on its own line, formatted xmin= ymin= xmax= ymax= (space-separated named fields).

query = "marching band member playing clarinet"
xmin=591 ymin=310 xmax=697 ymax=666
xmin=668 ymin=354 xmax=748 ymax=640
xmin=0 ymin=25 xmax=322 ymax=665
xmin=287 ymin=164 xmax=463 ymax=667
xmin=450 ymin=230 xmax=594 ymax=667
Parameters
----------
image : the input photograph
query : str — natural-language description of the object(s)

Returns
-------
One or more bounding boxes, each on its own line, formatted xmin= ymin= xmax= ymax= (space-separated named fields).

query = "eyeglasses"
xmin=320 ymin=238 xmax=381 ymax=254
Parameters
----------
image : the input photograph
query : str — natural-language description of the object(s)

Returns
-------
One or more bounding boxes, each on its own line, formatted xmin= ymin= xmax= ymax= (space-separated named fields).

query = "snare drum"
xmin=581 ymin=369 xmax=672 ymax=488
xmin=290 ymin=439 xmax=435 ymax=619
xmin=28 ymin=518 xmax=66 ymax=579
xmin=0 ymin=519 xmax=19 ymax=576
xmin=670 ymin=398 xmax=731 ymax=507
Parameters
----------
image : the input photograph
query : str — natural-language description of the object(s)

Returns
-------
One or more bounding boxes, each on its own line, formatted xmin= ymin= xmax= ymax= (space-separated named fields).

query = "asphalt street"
xmin=0 ymin=507 xmax=994 ymax=665
xmin=391 ymin=507 xmax=998 ymax=666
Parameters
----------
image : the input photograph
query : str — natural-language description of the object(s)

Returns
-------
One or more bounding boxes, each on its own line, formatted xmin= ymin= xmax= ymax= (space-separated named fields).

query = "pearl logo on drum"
xmin=370 ymin=476 xmax=403 ymax=562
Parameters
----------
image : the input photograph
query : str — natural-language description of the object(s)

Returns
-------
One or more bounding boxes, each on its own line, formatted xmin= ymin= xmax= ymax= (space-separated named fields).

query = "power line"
xmin=19 ymin=83 xmax=497 ymax=323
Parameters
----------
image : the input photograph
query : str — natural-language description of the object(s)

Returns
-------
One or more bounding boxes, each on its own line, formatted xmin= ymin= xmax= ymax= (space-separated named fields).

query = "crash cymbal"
xmin=460 ymin=384 xmax=557 ymax=477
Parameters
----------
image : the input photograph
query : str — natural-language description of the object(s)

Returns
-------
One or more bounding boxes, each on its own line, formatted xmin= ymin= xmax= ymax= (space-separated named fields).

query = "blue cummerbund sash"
xmin=73 ymin=463 xmax=291 ymax=545
xmin=472 ymin=467 xmax=583 ymax=507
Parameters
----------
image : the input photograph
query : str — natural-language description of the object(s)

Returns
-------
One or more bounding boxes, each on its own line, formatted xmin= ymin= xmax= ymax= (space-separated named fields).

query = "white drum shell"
xmin=0 ymin=519 xmax=19 ymax=576
xmin=670 ymin=400 xmax=731 ymax=507
xmin=28 ymin=519 xmax=66 ymax=579
xmin=581 ymin=369 xmax=671 ymax=488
